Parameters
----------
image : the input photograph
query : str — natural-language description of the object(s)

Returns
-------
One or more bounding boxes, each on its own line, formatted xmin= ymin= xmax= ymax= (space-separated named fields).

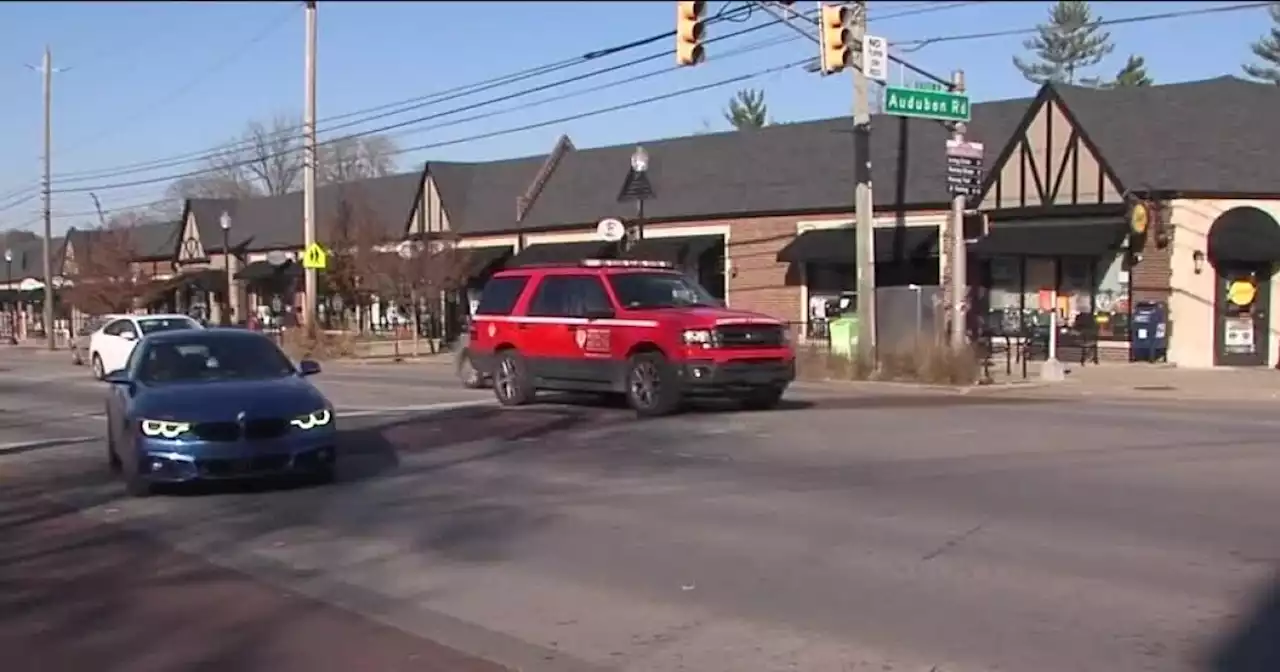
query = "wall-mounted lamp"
xmin=1192 ymin=250 xmax=1206 ymax=275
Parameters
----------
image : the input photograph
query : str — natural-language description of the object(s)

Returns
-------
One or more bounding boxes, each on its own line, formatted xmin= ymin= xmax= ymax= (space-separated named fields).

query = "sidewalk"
xmin=983 ymin=360 xmax=1280 ymax=402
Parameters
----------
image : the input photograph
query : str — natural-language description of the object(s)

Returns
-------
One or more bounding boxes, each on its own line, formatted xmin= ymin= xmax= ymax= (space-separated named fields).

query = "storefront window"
xmin=1093 ymin=253 xmax=1130 ymax=341
xmin=979 ymin=253 xmax=1130 ymax=341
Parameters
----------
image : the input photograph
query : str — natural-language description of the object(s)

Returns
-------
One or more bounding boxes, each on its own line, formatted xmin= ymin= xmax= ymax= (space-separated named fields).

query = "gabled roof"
xmin=426 ymin=97 xmax=1030 ymax=235
xmin=186 ymin=170 xmax=425 ymax=253
xmin=2 ymin=235 xmax=66 ymax=279
xmin=1050 ymin=76 xmax=1280 ymax=195
xmin=66 ymin=221 xmax=180 ymax=263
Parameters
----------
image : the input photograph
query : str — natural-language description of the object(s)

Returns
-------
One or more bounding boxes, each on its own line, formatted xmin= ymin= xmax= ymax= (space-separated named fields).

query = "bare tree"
xmin=165 ymin=116 xmax=401 ymax=203
xmin=321 ymin=188 xmax=387 ymax=319
xmin=63 ymin=224 xmax=154 ymax=314
xmin=364 ymin=236 xmax=468 ymax=354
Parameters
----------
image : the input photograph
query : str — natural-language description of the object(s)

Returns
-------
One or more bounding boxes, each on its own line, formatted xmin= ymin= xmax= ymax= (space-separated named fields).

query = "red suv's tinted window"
xmin=527 ymin=275 xmax=613 ymax=318
xmin=607 ymin=272 xmax=721 ymax=310
xmin=476 ymin=276 xmax=530 ymax=315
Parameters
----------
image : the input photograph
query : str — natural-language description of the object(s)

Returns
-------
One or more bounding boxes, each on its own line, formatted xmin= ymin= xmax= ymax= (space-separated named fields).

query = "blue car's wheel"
xmin=106 ymin=435 xmax=121 ymax=473
xmin=124 ymin=459 xmax=152 ymax=498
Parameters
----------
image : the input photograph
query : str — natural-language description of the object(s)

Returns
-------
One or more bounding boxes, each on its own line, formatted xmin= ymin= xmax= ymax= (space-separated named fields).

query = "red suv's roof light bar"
xmin=580 ymin=259 xmax=674 ymax=269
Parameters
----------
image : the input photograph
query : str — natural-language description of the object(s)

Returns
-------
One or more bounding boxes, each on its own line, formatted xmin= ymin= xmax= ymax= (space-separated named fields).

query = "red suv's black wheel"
xmin=625 ymin=352 xmax=682 ymax=418
xmin=493 ymin=350 xmax=534 ymax=406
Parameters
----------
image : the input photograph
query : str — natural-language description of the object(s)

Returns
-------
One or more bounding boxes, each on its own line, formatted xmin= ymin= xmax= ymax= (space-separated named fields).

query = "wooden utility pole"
xmin=40 ymin=47 xmax=55 ymax=351
xmin=302 ymin=0 xmax=319 ymax=334
xmin=850 ymin=1 xmax=876 ymax=357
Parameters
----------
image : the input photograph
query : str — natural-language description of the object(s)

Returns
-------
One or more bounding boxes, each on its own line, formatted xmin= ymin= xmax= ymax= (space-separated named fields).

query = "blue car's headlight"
xmin=140 ymin=419 xmax=192 ymax=439
xmin=290 ymin=408 xmax=333 ymax=430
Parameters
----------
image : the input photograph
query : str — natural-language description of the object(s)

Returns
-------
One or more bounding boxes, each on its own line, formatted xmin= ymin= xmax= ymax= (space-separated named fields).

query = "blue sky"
xmin=0 ymin=1 xmax=1271 ymax=235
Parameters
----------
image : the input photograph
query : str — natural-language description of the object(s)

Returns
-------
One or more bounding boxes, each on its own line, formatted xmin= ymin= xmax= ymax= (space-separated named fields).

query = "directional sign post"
xmin=301 ymin=243 xmax=328 ymax=270
xmin=945 ymin=138 xmax=984 ymax=198
xmin=884 ymin=85 xmax=970 ymax=123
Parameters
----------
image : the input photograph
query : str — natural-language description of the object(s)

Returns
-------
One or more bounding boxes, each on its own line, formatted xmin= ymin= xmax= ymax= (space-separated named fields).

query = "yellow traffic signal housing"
xmin=676 ymin=0 xmax=707 ymax=66
xmin=819 ymin=4 xmax=853 ymax=75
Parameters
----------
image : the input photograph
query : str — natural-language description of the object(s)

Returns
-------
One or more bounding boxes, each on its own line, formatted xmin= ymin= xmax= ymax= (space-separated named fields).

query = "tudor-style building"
xmin=970 ymin=75 xmax=1280 ymax=368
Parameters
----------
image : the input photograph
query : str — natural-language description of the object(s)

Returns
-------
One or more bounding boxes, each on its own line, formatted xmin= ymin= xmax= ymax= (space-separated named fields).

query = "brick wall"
xmin=722 ymin=215 xmax=805 ymax=323
xmin=1130 ymin=203 xmax=1172 ymax=305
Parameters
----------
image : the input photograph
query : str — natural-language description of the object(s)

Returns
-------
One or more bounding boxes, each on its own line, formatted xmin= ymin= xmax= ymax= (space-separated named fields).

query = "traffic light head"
xmin=819 ymin=4 xmax=853 ymax=74
xmin=676 ymin=0 xmax=707 ymax=66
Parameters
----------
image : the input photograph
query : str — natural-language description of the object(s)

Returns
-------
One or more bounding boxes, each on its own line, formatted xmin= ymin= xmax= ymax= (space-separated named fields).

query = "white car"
xmin=88 ymin=313 xmax=204 ymax=379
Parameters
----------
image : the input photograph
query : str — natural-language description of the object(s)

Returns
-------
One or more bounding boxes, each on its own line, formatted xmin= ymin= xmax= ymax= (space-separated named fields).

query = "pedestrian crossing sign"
xmin=302 ymin=243 xmax=328 ymax=270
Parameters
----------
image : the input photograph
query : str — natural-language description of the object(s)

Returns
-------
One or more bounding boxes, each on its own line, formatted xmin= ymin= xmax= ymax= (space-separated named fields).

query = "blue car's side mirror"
xmin=102 ymin=370 xmax=131 ymax=385
xmin=298 ymin=359 xmax=322 ymax=377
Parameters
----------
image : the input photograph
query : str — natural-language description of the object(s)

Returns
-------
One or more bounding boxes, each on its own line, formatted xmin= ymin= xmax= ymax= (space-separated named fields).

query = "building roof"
xmin=2 ymin=235 xmax=66 ymax=280
xmin=429 ymin=96 xmax=1030 ymax=235
xmin=1052 ymin=76 xmax=1280 ymax=194
xmin=185 ymin=170 xmax=425 ymax=253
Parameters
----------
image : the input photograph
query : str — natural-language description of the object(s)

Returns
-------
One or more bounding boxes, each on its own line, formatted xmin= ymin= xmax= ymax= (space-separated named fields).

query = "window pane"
xmin=475 ymin=277 xmax=528 ymax=316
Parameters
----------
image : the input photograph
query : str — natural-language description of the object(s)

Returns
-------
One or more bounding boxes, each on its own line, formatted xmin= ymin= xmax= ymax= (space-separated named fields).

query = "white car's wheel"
xmin=91 ymin=353 xmax=105 ymax=380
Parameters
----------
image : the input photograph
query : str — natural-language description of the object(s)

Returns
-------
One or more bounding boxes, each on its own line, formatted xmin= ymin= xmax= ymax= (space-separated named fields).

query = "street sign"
xmin=596 ymin=218 xmax=625 ymax=242
xmin=861 ymin=34 xmax=887 ymax=83
xmin=884 ymin=85 xmax=970 ymax=123
xmin=301 ymin=243 xmax=328 ymax=270
xmin=945 ymin=139 xmax=985 ymax=197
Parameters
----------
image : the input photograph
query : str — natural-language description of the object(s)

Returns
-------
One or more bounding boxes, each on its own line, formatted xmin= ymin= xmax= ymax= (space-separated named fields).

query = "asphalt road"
xmin=2 ymin=350 xmax=1279 ymax=672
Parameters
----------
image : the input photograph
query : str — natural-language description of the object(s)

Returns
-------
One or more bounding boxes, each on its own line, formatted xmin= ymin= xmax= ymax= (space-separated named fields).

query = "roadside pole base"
xmin=1040 ymin=357 xmax=1067 ymax=382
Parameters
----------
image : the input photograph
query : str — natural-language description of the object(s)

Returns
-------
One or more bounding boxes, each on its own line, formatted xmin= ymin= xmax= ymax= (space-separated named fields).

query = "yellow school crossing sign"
xmin=301 ymin=243 xmax=328 ymax=270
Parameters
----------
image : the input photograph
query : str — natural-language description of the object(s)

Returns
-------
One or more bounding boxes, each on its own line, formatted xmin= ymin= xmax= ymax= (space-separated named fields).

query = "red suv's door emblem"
xmin=574 ymin=328 xmax=587 ymax=349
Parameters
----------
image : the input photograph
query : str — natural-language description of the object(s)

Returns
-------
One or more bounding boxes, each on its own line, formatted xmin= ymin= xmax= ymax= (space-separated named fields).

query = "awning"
xmin=968 ymin=220 xmax=1126 ymax=257
xmin=235 ymin=260 xmax=302 ymax=281
xmin=1207 ymin=206 xmax=1280 ymax=262
xmin=460 ymin=246 xmax=513 ymax=278
xmin=166 ymin=268 xmax=225 ymax=292
xmin=776 ymin=226 xmax=940 ymax=264
xmin=622 ymin=235 xmax=722 ymax=265
xmin=507 ymin=241 xmax=616 ymax=267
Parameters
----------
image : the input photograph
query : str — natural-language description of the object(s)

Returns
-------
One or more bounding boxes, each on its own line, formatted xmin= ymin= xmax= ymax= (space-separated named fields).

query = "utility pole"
xmin=851 ymin=1 xmax=876 ymax=358
xmin=40 ymin=47 xmax=55 ymax=351
xmin=948 ymin=69 xmax=967 ymax=349
xmin=302 ymin=0 xmax=318 ymax=334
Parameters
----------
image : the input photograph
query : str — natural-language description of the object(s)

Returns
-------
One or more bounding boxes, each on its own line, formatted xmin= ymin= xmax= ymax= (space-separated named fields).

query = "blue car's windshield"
xmin=137 ymin=335 xmax=295 ymax=384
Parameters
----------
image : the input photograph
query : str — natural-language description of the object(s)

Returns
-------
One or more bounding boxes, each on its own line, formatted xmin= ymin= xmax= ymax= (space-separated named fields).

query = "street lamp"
xmin=220 ymin=211 xmax=233 ymax=325
xmin=618 ymin=146 xmax=654 ymax=250
xmin=3 ymin=249 xmax=13 ymax=345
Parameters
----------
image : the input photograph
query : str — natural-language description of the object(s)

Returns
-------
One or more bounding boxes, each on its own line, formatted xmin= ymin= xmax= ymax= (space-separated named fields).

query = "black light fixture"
xmin=220 ymin=211 xmax=233 ymax=324
xmin=3 ymin=249 xmax=14 ymax=345
xmin=617 ymin=145 xmax=655 ymax=250
xmin=1192 ymin=249 xmax=1206 ymax=275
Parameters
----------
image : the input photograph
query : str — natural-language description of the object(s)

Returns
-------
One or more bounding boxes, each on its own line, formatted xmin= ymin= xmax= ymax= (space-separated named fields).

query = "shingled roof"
xmin=65 ymin=220 xmax=181 ymax=265
xmin=427 ymin=96 xmax=1030 ymax=235
xmin=1051 ymin=76 xmax=1280 ymax=194
xmin=185 ymin=170 xmax=425 ymax=253
xmin=1 ymin=235 xmax=66 ymax=280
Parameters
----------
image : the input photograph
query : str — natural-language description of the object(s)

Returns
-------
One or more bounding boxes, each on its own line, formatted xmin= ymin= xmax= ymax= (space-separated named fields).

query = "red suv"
xmin=468 ymin=259 xmax=796 ymax=417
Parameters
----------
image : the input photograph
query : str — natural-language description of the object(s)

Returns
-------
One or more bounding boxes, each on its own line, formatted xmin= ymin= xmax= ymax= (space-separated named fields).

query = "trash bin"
xmin=1130 ymin=301 xmax=1168 ymax=362
xmin=828 ymin=315 xmax=859 ymax=358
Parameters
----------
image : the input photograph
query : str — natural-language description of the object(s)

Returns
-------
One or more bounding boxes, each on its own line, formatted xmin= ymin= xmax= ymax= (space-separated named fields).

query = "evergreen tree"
xmin=1111 ymin=54 xmax=1153 ymax=87
xmin=1013 ymin=0 xmax=1115 ymax=86
xmin=724 ymin=88 xmax=769 ymax=130
xmin=1243 ymin=4 xmax=1280 ymax=84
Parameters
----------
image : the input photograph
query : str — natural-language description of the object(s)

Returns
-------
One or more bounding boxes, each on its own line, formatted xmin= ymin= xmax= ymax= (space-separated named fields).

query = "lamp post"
xmin=3 ymin=249 xmax=14 ymax=345
xmin=220 ymin=211 xmax=233 ymax=325
xmin=630 ymin=146 xmax=649 ymax=242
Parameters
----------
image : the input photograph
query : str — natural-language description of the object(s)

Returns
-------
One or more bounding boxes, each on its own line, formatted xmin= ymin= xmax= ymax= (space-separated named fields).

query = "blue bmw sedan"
xmin=103 ymin=328 xmax=337 ymax=496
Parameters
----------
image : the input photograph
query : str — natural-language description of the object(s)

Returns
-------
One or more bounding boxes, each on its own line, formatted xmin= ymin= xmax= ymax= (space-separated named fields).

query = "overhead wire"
xmin=44 ymin=2 xmax=759 ymax=185
xmin=47 ymin=0 xmax=970 ymax=195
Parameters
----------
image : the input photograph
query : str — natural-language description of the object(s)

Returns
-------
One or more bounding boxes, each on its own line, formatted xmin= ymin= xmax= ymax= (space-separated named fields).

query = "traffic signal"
xmin=819 ymin=4 xmax=853 ymax=75
xmin=676 ymin=1 xmax=706 ymax=66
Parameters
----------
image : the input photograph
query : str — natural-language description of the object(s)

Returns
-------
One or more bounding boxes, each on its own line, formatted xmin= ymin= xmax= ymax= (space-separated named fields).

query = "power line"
xmin=59 ymin=2 xmax=300 ymax=155
xmin=46 ymin=0 xmax=968 ymax=195
xmin=894 ymin=1 xmax=1270 ymax=51
xmin=43 ymin=2 xmax=758 ymax=185
xmin=39 ymin=54 xmax=814 ymax=221
xmin=49 ymin=11 xmax=804 ymax=194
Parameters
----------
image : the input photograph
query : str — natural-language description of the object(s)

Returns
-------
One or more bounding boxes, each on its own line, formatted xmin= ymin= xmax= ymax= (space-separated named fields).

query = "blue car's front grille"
xmin=191 ymin=418 xmax=290 ymax=442
xmin=200 ymin=455 xmax=290 ymax=477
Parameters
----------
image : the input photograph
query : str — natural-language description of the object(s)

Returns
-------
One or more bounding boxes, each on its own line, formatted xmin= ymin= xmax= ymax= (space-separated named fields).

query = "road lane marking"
xmin=0 ymin=436 xmax=98 ymax=454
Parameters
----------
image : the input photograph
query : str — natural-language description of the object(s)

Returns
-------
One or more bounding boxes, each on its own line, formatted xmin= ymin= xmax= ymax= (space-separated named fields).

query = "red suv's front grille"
xmin=714 ymin=324 xmax=786 ymax=348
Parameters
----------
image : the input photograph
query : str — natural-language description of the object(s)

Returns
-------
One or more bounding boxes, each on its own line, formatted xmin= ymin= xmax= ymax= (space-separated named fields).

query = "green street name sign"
xmin=883 ymin=85 xmax=970 ymax=123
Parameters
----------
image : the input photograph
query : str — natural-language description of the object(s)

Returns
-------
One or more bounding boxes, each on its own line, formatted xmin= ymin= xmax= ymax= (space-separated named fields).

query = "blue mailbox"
xmin=1130 ymin=301 xmax=1168 ymax=362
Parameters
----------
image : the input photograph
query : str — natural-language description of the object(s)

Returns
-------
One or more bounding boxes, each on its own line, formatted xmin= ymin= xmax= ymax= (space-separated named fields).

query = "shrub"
xmin=795 ymin=340 xmax=981 ymax=386
xmin=278 ymin=329 xmax=361 ymax=361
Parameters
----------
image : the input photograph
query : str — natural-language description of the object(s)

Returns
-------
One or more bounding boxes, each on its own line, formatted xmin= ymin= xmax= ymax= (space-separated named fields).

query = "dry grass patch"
xmin=796 ymin=340 xmax=981 ymax=386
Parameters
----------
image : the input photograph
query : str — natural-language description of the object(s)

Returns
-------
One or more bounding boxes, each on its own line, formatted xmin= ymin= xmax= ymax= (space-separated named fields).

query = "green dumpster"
xmin=828 ymin=315 xmax=859 ymax=357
